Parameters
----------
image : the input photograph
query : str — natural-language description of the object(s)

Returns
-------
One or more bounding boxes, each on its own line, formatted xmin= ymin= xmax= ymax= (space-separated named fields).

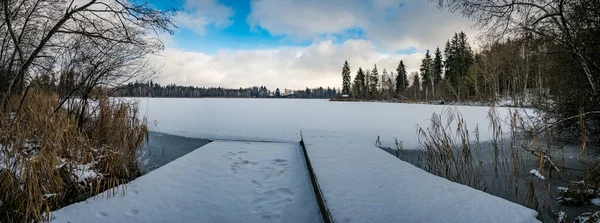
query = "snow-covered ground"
xmin=302 ymin=131 xmax=540 ymax=223
xmin=130 ymin=98 xmax=526 ymax=149
xmin=51 ymin=141 xmax=322 ymax=223
xmin=49 ymin=98 xmax=541 ymax=223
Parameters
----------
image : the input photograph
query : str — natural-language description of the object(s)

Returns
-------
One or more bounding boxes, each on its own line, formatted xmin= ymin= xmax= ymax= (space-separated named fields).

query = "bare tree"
xmin=433 ymin=0 xmax=600 ymax=143
xmin=0 ymin=0 xmax=175 ymax=112
xmin=433 ymin=0 xmax=599 ymax=95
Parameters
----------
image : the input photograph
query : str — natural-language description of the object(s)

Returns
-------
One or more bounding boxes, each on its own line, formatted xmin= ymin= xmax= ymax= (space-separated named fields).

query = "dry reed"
xmin=0 ymin=89 xmax=147 ymax=222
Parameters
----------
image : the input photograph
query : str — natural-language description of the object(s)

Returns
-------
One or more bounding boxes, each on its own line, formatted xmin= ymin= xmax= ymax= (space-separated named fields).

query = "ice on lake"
xmin=131 ymin=98 xmax=524 ymax=149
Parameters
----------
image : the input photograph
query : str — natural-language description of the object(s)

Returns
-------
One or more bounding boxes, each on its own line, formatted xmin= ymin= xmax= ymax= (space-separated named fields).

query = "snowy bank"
xmin=131 ymin=98 xmax=525 ymax=149
xmin=301 ymin=131 xmax=540 ymax=223
xmin=51 ymin=141 xmax=322 ymax=223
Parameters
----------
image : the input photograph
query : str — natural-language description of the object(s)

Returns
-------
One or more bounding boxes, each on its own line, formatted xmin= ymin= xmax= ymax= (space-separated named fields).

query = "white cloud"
xmin=150 ymin=40 xmax=424 ymax=89
xmin=248 ymin=0 xmax=359 ymax=38
xmin=247 ymin=0 xmax=478 ymax=52
xmin=151 ymin=0 xmax=480 ymax=89
xmin=175 ymin=0 xmax=234 ymax=34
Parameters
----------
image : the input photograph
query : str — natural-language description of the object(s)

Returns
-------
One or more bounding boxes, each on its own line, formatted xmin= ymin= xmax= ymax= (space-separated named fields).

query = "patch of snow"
xmin=0 ymin=148 xmax=20 ymax=178
xmin=131 ymin=98 xmax=527 ymax=149
xmin=592 ymin=198 xmax=600 ymax=206
xmin=495 ymin=93 xmax=540 ymax=108
xmin=22 ymin=141 xmax=38 ymax=150
xmin=55 ymin=158 xmax=68 ymax=169
xmin=575 ymin=211 xmax=600 ymax=223
xmin=559 ymin=186 xmax=596 ymax=195
xmin=302 ymin=131 xmax=539 ymax=223
xmin=557 ymin=211 xmax=567 ymax=222
xmin=587 ymin=189 xmax=597 ymax=195
xmin=51 ymin=141 xmax=322 ymax=223
xmin=72 ymin=164 xmax=100 ymax=183
xmin=44 ymin=194 xmax=57 ymax=198
xmin=558 ymin=187 xmax=570 ymax=193
xmin=529 ymin=169 xmax=546 ymax=180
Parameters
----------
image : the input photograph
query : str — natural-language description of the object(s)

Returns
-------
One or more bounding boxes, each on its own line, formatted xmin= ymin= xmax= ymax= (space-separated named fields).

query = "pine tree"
xmin=370 ymin=65 xmax=379 ymax=99
xmin=411 ymin=72 xmax=421 ymax=99
xmin=353 ymin=67 xmax=366 ymax=99
xmin=341 ymin=61 xmax=351 ymax=95
xmin=444 ymin=32 xmax=474 ymax=99
xmin=445 ymin=34 xmax=459 ymax=87
xmin=395 ymin=60 xmax=408 ymax=96
xmin=444 ymin=32 xmax=474 ymax=98
xmin=365 ymin=69 xmax=371 ymax=99
xmin=433 ymin=47 xmax=443 ymax=89
xmin=420 ymin=50 xmax=434 ymax=100
xmin=443 ymin=40 xmax=452 ymax=79
xmin=457 ymin=31 xmax=474 ymax=97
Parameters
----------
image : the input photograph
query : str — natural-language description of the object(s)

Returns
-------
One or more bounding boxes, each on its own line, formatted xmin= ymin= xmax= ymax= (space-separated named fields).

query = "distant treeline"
xmin=114 ymin=82 xmax=338 ymax=98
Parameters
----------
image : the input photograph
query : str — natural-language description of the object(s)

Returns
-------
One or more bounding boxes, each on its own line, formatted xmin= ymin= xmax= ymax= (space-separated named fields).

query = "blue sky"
xmin=145 ymin=0 xmax=475 ymax=89
xmin=149 ymin=0 xmax=308 ymax=53
xmin=149 ymin=0 xmax=374 ymax=53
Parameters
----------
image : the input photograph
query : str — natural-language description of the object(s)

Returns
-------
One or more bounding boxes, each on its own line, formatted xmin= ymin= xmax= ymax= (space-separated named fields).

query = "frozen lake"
xmin=128 ymin=98 xmax=522 ymax=149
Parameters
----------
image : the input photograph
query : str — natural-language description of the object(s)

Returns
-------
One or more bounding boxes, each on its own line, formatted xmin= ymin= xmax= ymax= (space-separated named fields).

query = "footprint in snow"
xmin=274 ymin=168 xmax=288 ymax=178
xmin=275 ymin=188 xmax=294 ymax=196
xmin=223 ymin=151 xmax=236 ymax=160
xmin=263 ymin=190 xmax=276 ymax=197
xmin=263 ymin=213 xmax=282 ymax=220
xmin=251 ymin=180 xmax=263 ymax=188
xmin=231 ymin=161 xmax=257 ymax=174
xmin=96 ymin=211 xmax=109 ymax=218
xmin=256 ymin=188 xmax=294 ymax=207
xmin=126 ymin=209 xmax=139 ymax=216
xmin=235 ymin=159 xmax=257 ymax=165
xmin=271 ymin=198 xmax=293 ymax=208
xmin=272 ymin=159 xmax=288 ymax=167
xmin=258 ymin=166 xmax=276 ymax=171
xmin=129 ymin=189 xmax=140 ymax=196
xmin=252 ymin=197 xmax=269 ymax=212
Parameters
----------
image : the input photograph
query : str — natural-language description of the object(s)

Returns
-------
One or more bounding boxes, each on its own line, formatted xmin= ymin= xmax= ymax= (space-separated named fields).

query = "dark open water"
xmin=138 ymin=131 xmax=211 ymax=173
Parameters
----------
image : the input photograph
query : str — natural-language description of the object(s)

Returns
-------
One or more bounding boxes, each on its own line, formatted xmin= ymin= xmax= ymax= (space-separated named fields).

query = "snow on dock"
xmin=50 ymin=141 xmax=322 ymax=223
xmin=301 ymin=131 xmax=540 ymax=223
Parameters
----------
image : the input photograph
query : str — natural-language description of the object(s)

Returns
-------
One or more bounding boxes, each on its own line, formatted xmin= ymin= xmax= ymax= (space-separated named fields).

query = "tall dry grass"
xmin=416 ymin=107 xmax=487 ymax=190
xmin=414 ymin=106 xmax=563 ymax=220
xmin=0 ymin=89 xmax=147 ymax=222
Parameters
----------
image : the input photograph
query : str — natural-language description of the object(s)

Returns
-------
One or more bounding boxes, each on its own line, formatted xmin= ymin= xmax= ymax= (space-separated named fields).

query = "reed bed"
xmin=0 ymin=89 xmax=148 ymax=222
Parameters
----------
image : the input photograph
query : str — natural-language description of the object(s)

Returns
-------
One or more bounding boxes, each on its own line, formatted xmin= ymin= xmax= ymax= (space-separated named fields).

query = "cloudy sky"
xmin=147 ymin=0 xmax=477 ymax=90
